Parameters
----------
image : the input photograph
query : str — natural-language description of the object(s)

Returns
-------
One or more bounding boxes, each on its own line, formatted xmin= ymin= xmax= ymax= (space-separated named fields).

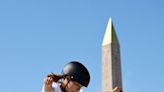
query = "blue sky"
xmin=0 ymin=0 xmax=164 ymax=92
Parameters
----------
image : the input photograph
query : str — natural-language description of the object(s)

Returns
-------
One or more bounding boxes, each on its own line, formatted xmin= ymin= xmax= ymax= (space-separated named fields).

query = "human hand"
xmin=47 ymin=72 xmax=63 ymax=82
xmin=44 ymin=76 xmax=54 ymax=87
xmin=111 ymin=87 xmax=123 ymax=92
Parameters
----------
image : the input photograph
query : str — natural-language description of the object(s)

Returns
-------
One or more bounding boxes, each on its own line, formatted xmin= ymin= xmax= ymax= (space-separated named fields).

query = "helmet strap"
xmin=60 ymin=76 xmax=72 ymax=92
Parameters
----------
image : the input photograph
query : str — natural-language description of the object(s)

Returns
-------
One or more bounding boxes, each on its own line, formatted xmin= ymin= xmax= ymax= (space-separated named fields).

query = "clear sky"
xmin=0 ymin=0 xmax=164 ymax=92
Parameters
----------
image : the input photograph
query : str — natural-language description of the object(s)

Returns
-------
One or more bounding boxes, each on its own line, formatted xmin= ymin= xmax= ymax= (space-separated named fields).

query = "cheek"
xmin=73 ymin=86 xmax=80 ymax=91
xmin=67 ymin=82 xmax=81 ymax=92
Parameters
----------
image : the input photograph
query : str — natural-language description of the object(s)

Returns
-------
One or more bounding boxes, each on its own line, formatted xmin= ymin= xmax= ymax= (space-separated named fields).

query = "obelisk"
xmin=102 ymin=18 xmax=122 ymax=92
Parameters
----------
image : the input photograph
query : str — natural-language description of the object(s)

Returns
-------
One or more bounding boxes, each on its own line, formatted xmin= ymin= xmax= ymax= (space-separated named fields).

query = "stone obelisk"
xmin=102 ymin=18 xmax=122 ymax=92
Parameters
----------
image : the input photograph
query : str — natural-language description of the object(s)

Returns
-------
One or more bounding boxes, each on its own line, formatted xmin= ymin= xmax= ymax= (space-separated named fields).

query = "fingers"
xmin=47 ymin=72 xmax=55 ymax=77
xmin=113 ymin=86 xmax=119 ymax=90
xmin=44 ymin=77 xmax=53 ymax=86
xmin=46 ymin=73 xmax=64 ymax=82
xmin=112 ymin=87 xmax=123 ymax=92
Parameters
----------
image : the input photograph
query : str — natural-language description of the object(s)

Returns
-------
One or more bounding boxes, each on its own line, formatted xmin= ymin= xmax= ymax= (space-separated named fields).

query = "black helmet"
xmin=62 ymin=61 xmax=90 ymax=87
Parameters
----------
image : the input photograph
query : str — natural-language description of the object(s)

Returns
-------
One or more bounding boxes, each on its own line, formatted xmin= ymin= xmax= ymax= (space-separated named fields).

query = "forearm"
xmin=42 ymin=76 xmax=55 ymax=92
xmin=41 ymin=84 xmax=55 ymax=92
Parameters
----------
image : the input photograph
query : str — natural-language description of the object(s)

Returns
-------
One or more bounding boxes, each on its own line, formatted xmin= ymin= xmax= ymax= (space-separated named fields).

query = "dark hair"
xmin=47 ymin=72 xmax=64 ymax=82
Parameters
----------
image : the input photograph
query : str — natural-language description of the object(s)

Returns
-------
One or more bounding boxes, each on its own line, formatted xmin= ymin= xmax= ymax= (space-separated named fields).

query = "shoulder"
xmin=78 ymin=89 xmax=83 ymax=92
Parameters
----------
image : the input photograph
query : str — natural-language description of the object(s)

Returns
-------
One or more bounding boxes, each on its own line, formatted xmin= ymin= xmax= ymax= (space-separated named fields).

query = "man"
xmin=41 ymin=61 xmax=90 ymax=92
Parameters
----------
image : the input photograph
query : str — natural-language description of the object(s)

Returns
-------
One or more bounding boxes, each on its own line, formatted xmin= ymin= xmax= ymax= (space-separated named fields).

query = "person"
xmin=110 ymin=87 xmax=123 ymax=92
xmin=41 ymin=61 xmax=90 ymax=92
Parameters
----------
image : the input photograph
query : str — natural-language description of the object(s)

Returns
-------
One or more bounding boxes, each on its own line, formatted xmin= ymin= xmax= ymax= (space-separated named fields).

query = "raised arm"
xmin=41 ymin=76 xmax=55 ymax=92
